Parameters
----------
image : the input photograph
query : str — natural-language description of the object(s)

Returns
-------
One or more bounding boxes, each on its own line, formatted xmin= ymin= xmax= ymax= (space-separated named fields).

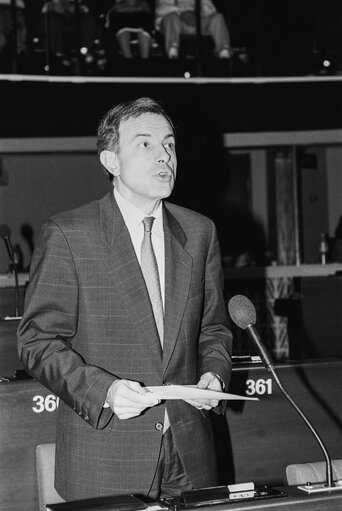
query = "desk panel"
xmin=0 ymin=286 xmax=26 ymax=318
xmin=203 ymin=487 xmax=342 ymax=511
xmin=0 ymin=380 xmax=57 ymax=511
xmin=222 ymin=359 xmax=342 ymax=486
xmin=0 ymin=319 xmax=24 ymax=376
xmin=187 ymin=488 xmax=342 ymax=511
xmin=1 ymin=360 xmax=342 ymax=511
xmin=47 ymin=486 xmax=342 ymax=511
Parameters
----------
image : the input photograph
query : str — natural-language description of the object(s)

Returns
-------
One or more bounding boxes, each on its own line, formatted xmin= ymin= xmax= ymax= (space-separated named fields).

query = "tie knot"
xmin=143 ymin=217 xmax=155 ymax=233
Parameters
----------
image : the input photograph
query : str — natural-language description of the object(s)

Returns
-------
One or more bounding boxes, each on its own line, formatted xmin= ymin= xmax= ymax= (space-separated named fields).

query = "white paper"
xmin=145 ymin=385 xmax=259 ymax=401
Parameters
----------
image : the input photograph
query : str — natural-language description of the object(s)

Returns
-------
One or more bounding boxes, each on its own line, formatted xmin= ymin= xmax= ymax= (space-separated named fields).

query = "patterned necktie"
xmin=141 ymin=217 xmax=164 ymax=345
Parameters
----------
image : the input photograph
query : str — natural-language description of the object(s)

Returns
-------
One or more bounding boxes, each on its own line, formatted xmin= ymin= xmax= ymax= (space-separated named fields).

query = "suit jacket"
xmin=17 ymin=191 xmax=232 ymax=501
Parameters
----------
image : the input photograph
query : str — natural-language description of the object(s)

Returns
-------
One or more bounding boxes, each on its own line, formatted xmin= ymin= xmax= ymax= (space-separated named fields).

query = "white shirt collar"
xmin=114 ymin=188 xmax=164 ymax=234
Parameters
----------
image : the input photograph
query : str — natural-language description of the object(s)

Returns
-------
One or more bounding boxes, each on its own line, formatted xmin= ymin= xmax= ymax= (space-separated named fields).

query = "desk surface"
xmin=224 ymin=263 xmax=342 ymax=279
xmin=203 ymin=487 xmax=342 ymax=510
xmin=1 ymin=359 xmax=342 ymax=511
xmin=3 ymin=266 xmax=342 ymax=287
xmin=46 ymin=486 xmax=342 ymax=511
xmin=168 ymin=487 xmax=342 ymax=511
xmin=0 ymin=273 xmax=29 ymax=288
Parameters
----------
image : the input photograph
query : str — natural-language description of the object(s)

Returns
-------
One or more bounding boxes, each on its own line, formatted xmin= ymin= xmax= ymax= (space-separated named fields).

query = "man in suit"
xmin=17 ymin=97 xmax=232 ymax=502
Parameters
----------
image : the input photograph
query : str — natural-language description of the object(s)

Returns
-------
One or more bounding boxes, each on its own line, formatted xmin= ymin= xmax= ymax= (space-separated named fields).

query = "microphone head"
xmin=228 ymin=294 xmax=257 ymax=330
xmin=0 ymin=224 xmax=11 ymax=239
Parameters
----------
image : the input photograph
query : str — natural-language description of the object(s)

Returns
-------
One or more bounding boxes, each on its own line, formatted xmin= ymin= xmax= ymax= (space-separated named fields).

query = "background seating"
xmin=286 ymin=460 xmax=342 ymax=486
xmin=36 ymin=443 xmax=64 ymax=511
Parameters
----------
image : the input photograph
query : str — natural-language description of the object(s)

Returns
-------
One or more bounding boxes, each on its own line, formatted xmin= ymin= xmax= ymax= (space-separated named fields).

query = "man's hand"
xmin=106 ymin=379 xmax=160 ymax=419
xmin=185 ymin=372 xmax=222 ymax=410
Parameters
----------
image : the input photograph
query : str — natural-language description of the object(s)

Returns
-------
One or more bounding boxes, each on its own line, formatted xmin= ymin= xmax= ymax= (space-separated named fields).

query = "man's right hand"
xmin=106 ymin=380 xmax=160 ymax=419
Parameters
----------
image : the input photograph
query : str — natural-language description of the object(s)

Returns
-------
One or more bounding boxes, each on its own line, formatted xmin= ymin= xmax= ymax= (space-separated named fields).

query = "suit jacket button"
xmin=155 ymin=422 xmax=163 ymax=431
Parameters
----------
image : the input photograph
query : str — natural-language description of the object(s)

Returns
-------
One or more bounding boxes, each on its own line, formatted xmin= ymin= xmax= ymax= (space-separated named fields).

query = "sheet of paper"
xmin=145 ymin=385 xmax=259 ymax=401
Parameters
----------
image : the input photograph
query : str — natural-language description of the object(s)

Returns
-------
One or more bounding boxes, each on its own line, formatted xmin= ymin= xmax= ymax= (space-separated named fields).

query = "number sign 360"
xmin=32 ymin=394 xmax=60 ymax=413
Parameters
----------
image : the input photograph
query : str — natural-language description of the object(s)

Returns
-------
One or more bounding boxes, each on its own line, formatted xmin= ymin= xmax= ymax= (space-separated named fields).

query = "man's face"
xmin=110 ymin=113 xmax=177 ymax=212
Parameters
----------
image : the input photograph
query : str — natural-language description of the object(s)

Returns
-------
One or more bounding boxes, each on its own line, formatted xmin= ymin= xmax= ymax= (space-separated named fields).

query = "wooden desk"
xmin=221 ymin=359 xmax=342 ymax=486
xmin=224 ymin=264 xmax=342 ymax=360
xmin=0 ymin=379 xmax=57 ymax=511
xmin=0 ymin=273 xmax=28 ymax=318
xmin=1 ymin=359 xmax=342 ymax=511
xmin=0 ymin=318 xmax=24 ymax=376
xmin=47 ymin=486 xmax=342 ymax=511
xmin=197 ymin=487 xmax=342 ymax=510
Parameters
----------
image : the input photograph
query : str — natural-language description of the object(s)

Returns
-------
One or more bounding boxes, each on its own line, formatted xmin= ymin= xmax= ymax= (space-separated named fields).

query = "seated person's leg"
xmin=201 ymin=12 xmax=232 ymax=58
xmin=80 ymin=13 xmax=98 ymax=54
xmin=45 ymin=12 xmax=66 ymax=57
xmin=161 ymin=12 xmax=182 ymax=58
xmin=16 ymin=9 xmax=27 ymax=55
xmin=137 ymin=30 xmax=151 ymax=58
xmin=116 ymin=28 xmax=133 ymax=58
xmin=0 ymin=8 xmax=12 ymax=54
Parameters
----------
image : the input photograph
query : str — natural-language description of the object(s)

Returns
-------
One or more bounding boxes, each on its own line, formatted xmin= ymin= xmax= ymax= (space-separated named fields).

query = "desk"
xmin=224 ymin=264 xmax=342 ymax=359
xmin=196 ymin=487 xmax=342 ymax=510
xmin=221 ymin=359 xmax=342 ymax=486
xmin=1 ymin=359 xmax=342 ymax=511
xmin=0 ymin=318 xmax=24 ymax=376
xmin=0 ymin=273 xmax=28 ymax=318
xmin=46 ymin=486 xmax=342 ymax=511
xmin=0 ymin=379 xmax=57 ymax=511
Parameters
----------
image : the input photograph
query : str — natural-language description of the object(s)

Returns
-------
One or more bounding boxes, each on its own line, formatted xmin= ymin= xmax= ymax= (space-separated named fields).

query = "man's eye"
xmin=138 ymin=141 xmax=149 ymax=148
xmin=165 ymin=142 xmax=174 ymax=150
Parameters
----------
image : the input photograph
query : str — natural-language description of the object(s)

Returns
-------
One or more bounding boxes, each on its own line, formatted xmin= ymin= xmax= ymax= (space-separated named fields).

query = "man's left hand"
xmin=185 ymin=372 xmax=222 ymax=410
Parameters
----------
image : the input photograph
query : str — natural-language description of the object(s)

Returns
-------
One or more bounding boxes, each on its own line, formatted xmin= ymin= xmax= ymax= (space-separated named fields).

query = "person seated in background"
xmin=105 ymin=0 xmax=153 ymax=59
xmin=0 ymin=0 xmax=27 ymax=59
xmin=155 ymin=0 xmax=232 ymax=59
xmin=41 ymin=0 xmax=99 ymax=66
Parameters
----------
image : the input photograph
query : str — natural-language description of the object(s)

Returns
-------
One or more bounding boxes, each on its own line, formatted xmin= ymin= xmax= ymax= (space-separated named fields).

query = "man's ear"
xmin=100 ymin=150 xmax=119 ymax=178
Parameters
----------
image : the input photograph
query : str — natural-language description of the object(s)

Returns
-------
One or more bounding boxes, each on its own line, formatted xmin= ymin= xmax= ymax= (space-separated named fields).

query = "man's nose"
xmin=156 ymin=145 xmax=171 ymax=164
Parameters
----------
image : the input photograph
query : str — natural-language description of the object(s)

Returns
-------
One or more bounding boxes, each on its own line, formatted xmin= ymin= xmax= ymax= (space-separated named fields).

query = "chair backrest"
xmin=286 ymin=459 xmax=342 ymax=486
xmin=36 ymin=443 xmax=65 ymax=511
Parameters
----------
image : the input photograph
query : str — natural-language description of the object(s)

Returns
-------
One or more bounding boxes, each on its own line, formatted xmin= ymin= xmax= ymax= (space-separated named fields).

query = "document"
xmin=146 ymin=385 xmax=259 ymax=401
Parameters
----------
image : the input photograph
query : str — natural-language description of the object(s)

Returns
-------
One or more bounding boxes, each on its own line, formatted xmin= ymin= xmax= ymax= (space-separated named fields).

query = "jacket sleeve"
xmin=17 ymin=219 xmax=115 ymax=429
xmin=197 ymin=220 xmax=233 ymax=393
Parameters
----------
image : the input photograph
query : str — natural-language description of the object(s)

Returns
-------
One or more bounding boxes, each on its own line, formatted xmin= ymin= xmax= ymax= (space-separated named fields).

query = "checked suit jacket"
xmin=17 ymin=191 xmax=232 ymax=501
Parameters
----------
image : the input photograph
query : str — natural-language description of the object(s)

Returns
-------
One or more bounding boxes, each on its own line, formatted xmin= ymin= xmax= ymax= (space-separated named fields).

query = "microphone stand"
xmin=246 ymin=323 xmax=335 ymax=491
xmin=2 ymin=235 xmax=20 ymax=318
xmin=12 ymin=257 xmax=20 ymax=318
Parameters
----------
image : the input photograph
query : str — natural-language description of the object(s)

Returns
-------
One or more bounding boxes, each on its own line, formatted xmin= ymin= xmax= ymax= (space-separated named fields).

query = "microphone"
xmin=0 ymin=224 xmax=14 ymax=261
xmin=228 ymin=294 xmax=335 ymax=491
xmin=0 ymin=224 xmax=20 ymax=318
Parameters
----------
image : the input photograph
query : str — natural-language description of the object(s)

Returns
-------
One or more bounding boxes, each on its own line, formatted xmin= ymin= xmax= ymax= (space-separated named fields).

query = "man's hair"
xmin=97 ymin=97 xmax=175 ymax=181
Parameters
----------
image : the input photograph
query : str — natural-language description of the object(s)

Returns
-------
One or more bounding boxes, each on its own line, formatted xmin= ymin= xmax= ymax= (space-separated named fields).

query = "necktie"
xmin=141 ymin=217 xmax=164 ymax=345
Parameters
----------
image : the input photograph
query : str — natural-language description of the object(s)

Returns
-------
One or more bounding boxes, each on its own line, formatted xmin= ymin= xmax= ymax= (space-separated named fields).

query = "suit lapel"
xmin=163 ymin=205 xmax=192 ymax=374
xmin=99 ymin=192 xmax=162 ymax=366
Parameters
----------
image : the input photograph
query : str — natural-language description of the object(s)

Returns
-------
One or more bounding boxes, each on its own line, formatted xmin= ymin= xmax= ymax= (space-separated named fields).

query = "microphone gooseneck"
xmin=228 ymin=294 xmax=334 ymax=489
xmin=0 ymin=224 xmax=20 ymax=317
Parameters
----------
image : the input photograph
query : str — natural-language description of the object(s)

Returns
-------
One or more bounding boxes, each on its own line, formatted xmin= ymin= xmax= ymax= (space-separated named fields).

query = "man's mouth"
xmin=156 ymin=170 xmax=173 ymax=180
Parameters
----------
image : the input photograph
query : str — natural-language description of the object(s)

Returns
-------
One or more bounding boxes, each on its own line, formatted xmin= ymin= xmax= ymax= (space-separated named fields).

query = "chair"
xmin=286 ymin=460 xmax=342 ymax=486
xmin=36 ymin=443 xmax=65 ymax=511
